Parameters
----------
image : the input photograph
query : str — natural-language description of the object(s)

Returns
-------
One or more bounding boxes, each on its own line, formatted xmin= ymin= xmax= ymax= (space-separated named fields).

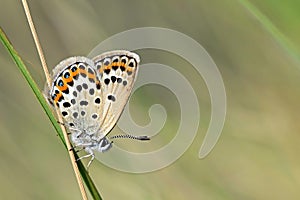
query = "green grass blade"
xmin=239 ymin=0 xmax=300 ymax=65
xmin=0 ymin=28 xmax=66 ymax=146
xmin=0 ymin=27 xmax=102 ymax=200
xmin=75 ymin=153 xmax=103 ymax=200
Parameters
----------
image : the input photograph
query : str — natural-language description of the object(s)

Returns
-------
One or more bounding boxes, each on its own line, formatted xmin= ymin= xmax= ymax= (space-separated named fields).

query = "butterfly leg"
xmin=76 ymin=148 xmax=95 ymax=170
xmin=86 ymin=154 xmax=95 ymax=170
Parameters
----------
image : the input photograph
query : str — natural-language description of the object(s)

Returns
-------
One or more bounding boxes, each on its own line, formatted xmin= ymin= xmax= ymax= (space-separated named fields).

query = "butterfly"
xmin=45 ymin=50 xmax=149 ymax=168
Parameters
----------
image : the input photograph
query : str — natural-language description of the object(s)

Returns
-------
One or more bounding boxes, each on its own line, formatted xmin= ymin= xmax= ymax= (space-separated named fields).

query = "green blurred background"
xmin=1 ymin=0 xmax=300 ymax=199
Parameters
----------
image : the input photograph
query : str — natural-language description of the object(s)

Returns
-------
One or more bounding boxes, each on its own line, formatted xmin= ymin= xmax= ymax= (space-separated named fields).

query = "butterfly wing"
xmin=92 ymin=50 xmax=140 ymax=138
xmin=46 ymin=57 xmax=103 ymax=139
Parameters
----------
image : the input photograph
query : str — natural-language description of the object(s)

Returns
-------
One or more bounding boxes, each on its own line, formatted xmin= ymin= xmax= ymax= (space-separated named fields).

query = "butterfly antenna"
xmin=110 ymin=134 xmax=150 ymax=141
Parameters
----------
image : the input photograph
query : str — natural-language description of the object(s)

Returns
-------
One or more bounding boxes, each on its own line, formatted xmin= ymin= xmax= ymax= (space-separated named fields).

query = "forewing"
xmin=92 ymin=50 xmax=140 ymax=137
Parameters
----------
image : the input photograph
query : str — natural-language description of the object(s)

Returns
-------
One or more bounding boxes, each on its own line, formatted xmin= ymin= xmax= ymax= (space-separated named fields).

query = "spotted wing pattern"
xmin=92 ymin=50 xmax=140 ymax=138
xmin=46 ymin=57 xmax=103 ymax=145
xmin=45 ymin=50 xmax=139 ymax=152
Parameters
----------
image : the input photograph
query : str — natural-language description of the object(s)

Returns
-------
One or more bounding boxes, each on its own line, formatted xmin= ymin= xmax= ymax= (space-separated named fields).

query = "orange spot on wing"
xmin=98 ymin=66 xmax=104 ymax=74
xmin=88 ymin=72 xmax=96 ymax=79
xmin=114 ymin=62 xmax=126 ymax=69
xmin=57 ymin=81 xmax=68 ymax=91
xmin=105 ymin=64 xmax=112 ymax=70
xmin=79 ymin=68 xmax=88 ymax=75
xmin=54 ymin=92 xmax=62 ymax=104
xmin=126 ymin=67 xmax=134 ymax=72
xmin=71 ymin=68 xmax=79 ymax=76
